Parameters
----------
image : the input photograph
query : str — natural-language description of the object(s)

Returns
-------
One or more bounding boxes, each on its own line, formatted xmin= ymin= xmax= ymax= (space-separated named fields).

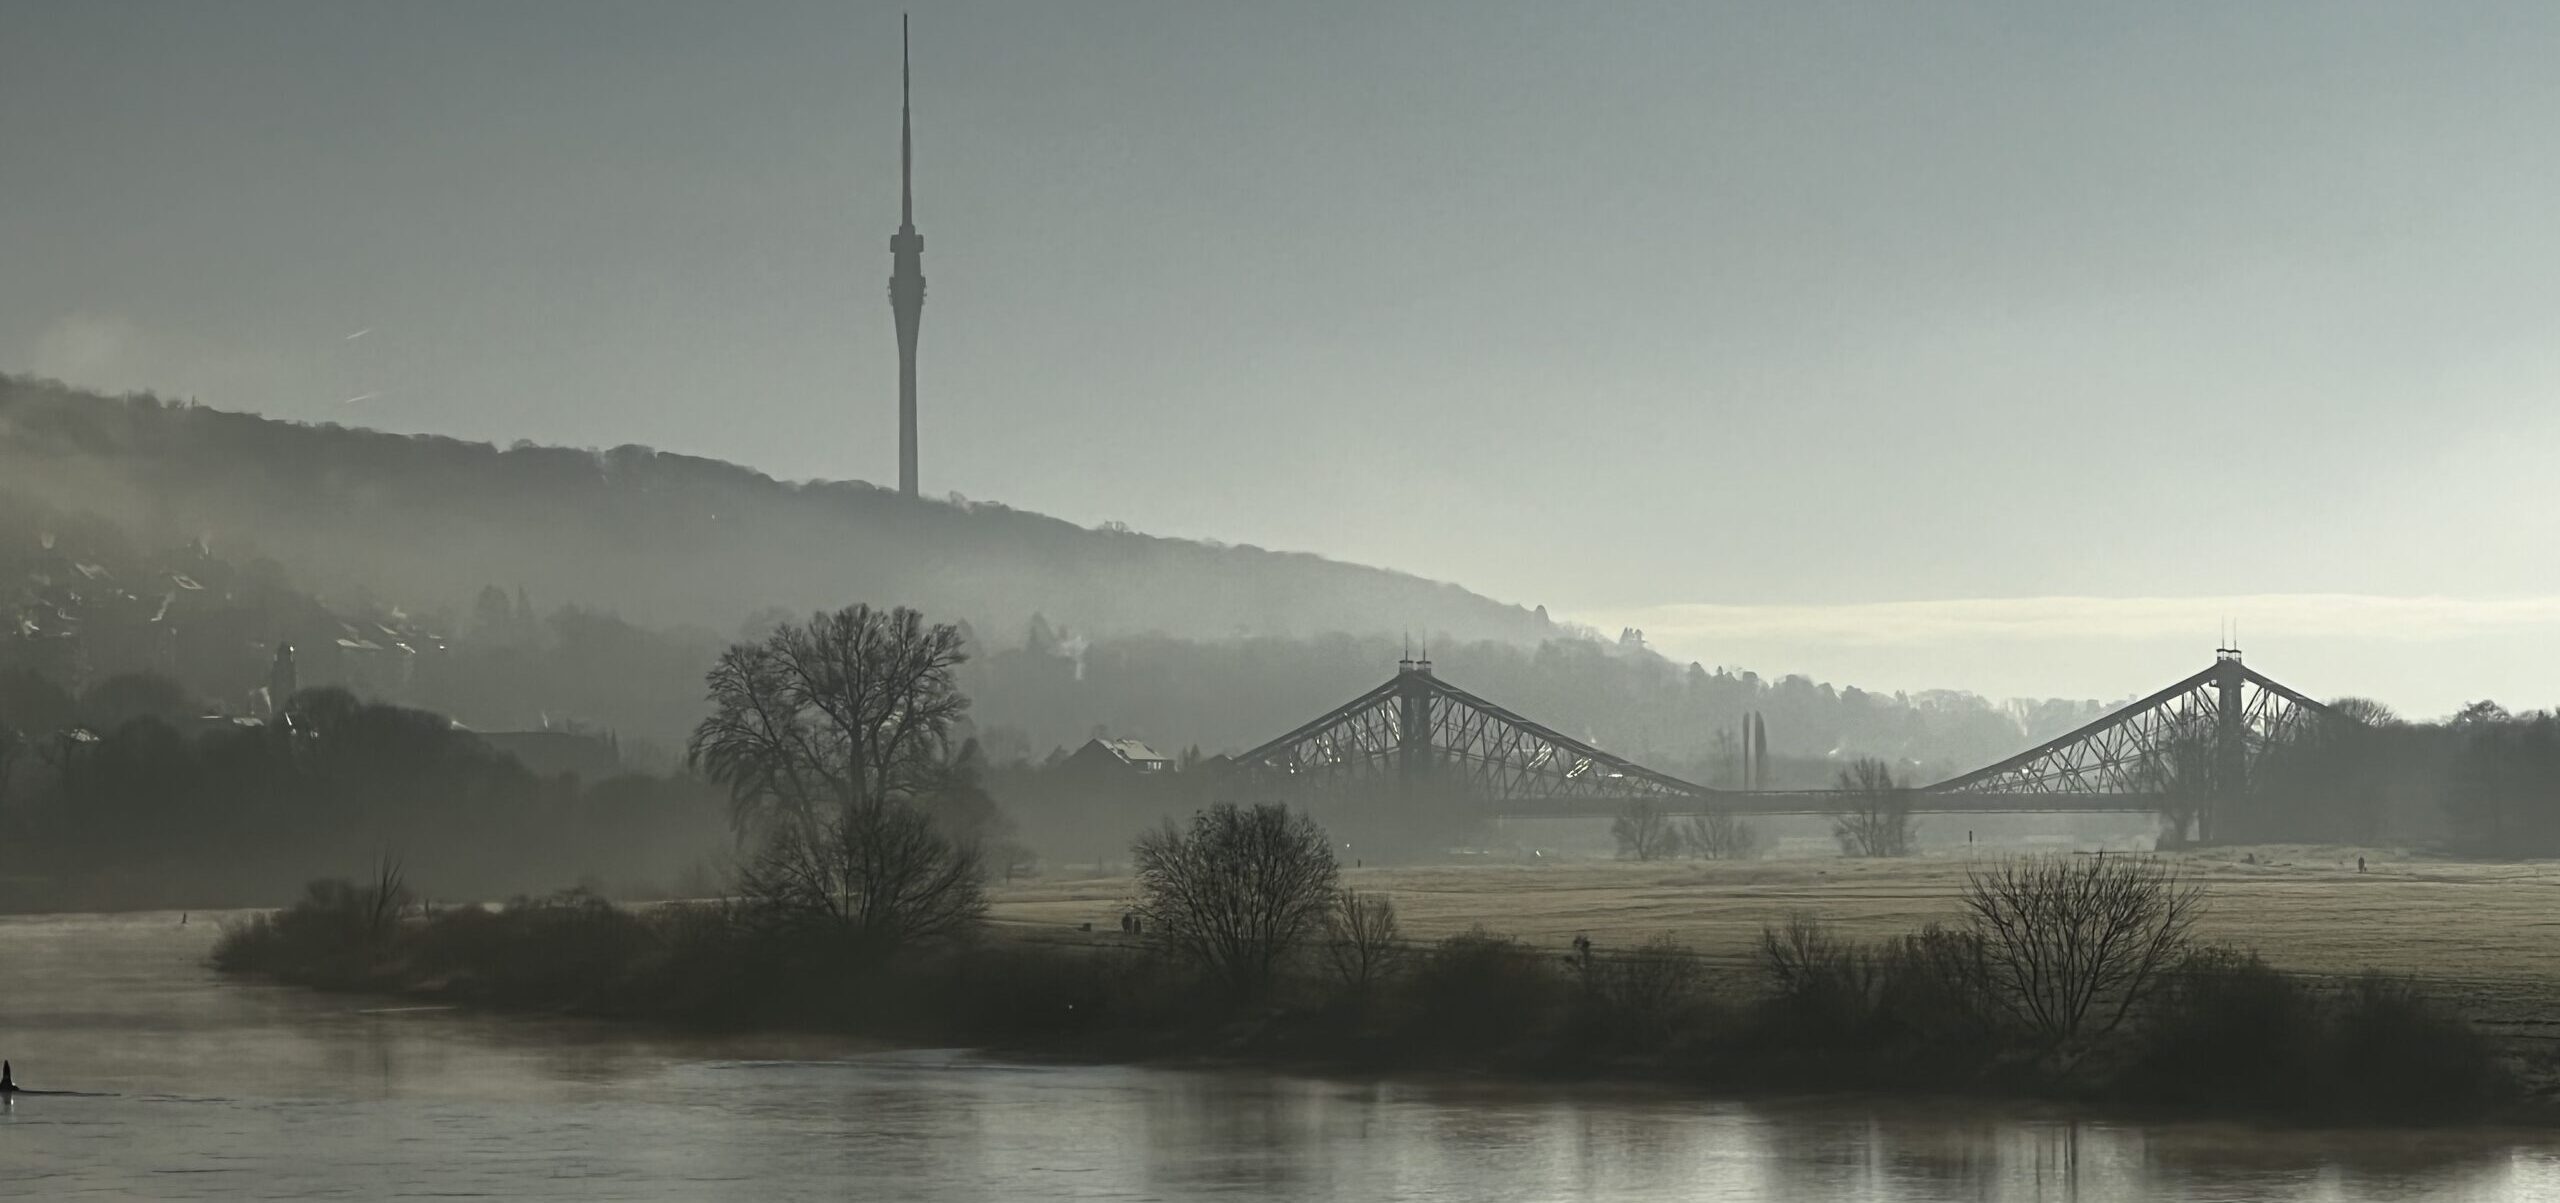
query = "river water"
xmin=4 ymin=911 xmax=2556 ymax=1201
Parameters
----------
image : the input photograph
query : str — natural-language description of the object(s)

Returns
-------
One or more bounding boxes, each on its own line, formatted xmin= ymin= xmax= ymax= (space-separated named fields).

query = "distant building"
xmin=1065 ymin=737 xmax=1172 ymax=775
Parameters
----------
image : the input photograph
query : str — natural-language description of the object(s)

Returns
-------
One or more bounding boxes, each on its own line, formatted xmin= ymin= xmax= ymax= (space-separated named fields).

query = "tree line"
xmin=221 ymin=746 xmax=2513 ymax=1124
xmin=0 ymin=667 xmax=722 ymax=909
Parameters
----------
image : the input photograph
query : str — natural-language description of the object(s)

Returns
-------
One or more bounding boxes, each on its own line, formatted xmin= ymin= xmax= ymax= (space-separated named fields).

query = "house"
xmin=1065 ymin=737 xmax=1173 ymax=775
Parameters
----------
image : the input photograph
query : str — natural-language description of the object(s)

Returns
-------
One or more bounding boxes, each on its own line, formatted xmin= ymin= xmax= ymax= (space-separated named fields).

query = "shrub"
xmin=210 ymin=860 xmax=413 ymax=986
xmin=1586 ymin=933 xmax=1707 ymax=1049
xmin=1746 ymin=914 xmax=2005 ymax=1077
xmin=1400 ymin=927 xmax=1561 ymax=1054
xmin=929 ymin=941 xmax=1193 ymax=1045
xmin=408 ymin=888 xmax=657 ymax=1009
xmin=1610 ymin=802 xmax=1679 ymax=861
xmin=1682 ymin=809 xmax=1760 ymax=860
xmin=734 ymin=798 xmax=986 ymax=950
xmin=2324 ymin=972 xmax=2510 ymax=1121
xmin=2123 ymin=951 xmax=2510 ymax=1120
xmin=1323 ymin=889 xmax=1403 ymax=993
xmin=1757 ymin=913 xmax=1879 ymax=1039
xmin=631 ymin=900 xmax=786 ymax=1024
xmin=1871 ymin=923 xmax=2000 ymax=1050
xmin=2122 ymin=946 xmax=2319 ymax=1111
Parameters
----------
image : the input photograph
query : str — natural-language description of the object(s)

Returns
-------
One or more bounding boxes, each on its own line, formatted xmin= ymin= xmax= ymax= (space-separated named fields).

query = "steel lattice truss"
xmin=1231 ymin=666 xmax=1710 ymax=806
xmin=1924 ymin=657 xmax=2332 ymax=797
xmin=1228 ymin=657 xmax=2334 ymax=815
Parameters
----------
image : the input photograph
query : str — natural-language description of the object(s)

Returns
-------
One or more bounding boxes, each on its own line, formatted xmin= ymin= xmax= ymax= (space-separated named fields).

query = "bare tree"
xmin=1959 ymin=854 xmax=2205 ymax=1056
xmin=914 ymin=737 xmax=1013 ymax=848
xmin=1323 ymin=888 xmax=1404 ymax=991
xmin=360 ymin=853 xmax=412 ymax=939
xmin=688 ymin=603 xmax=970 ymax=836
xmin=1134 ymin=803 xmax=1340 ymax=995
xmin=734 ymin=793 xmax=986 ymax=945
xmin=284 ymin=853 xmax=414 ymax=949
xmin=1682 ymin=807 xmax=1761 ymax=860
xmin=2325 ymin=696 xmax=2398 ymax=727
xmin=691 ymin=604 xmax=987 ymax=947
xmin=1611 ymin=801 xmax=1680 ymax=861
xmin=2138 ymin=723 xmax=2222 ymax=847
xmin=1832 ymin=758 xmax=1915 ymax=857
xmin=1758 ymin=911 xmax=1879 ymax=1027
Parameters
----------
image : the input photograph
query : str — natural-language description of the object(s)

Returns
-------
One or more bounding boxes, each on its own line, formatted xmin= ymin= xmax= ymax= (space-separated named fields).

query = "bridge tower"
xmin=2209 ymin=645 xmax=2248 ymax=840
xmin=1396 ymin=654 xmax=1437 ymax=794
xmin=888 ymin=15 xmax=927 ymax=498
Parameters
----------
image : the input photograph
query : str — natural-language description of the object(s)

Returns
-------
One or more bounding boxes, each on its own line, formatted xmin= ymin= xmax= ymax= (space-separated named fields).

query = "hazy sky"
xmin=10 ymin=1 xmax=2560 ymax=715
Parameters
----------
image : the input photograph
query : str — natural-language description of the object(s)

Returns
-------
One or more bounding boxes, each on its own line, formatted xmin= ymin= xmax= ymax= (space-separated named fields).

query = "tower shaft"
xmin=889 ymin=15 xmax=926 ymax=497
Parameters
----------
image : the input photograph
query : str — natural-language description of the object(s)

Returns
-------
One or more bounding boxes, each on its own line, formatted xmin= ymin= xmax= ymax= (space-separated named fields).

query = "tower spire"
xmin=900 ymin=14 xmax=913 ymax=231
xmin=888 ymin=13 xmax=927 ymax=497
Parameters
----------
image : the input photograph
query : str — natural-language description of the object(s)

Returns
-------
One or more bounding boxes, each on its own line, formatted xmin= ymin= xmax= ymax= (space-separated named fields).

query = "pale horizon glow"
xmin=1579 ymin=593 xmax=2560 ymax=720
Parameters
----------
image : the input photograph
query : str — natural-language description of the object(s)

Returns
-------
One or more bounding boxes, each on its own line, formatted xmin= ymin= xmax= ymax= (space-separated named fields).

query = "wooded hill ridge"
xmin=0 ymin=375 xmax=1555 ymax=645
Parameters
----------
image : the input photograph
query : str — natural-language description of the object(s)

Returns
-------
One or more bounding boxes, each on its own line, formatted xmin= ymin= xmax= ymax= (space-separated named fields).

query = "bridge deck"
xmin=1490 ymin=792 xmax=2166 ymax=818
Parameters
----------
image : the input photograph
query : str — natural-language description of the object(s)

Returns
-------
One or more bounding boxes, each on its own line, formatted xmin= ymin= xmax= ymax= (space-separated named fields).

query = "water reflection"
xmin=0 ymin=912 xmax=2552 ymax=1201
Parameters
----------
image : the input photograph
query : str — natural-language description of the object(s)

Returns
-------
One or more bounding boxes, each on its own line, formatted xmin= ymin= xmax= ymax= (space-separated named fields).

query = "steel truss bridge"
xmin=1228 ymin=650 xmax=2335 ymax=818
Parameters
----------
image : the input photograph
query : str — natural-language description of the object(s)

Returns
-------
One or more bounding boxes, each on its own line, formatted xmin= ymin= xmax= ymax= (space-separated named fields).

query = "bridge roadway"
xmin=1489 ymin=791 xmax=2166 ymax=819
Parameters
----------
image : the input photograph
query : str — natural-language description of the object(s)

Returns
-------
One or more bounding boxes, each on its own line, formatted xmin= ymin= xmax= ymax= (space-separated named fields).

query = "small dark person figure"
xmin=2358 ymin=855 xmax=2367 ymax=873
xmin=2 ymin=1060 xmax=15 ymax=1094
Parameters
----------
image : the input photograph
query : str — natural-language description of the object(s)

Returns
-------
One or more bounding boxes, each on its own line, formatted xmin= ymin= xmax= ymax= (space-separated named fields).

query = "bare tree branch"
xmin=1135 ymin=803 xmax=1340 ymax=997
xmin=1833 ymin=758 xmax=1915 ymax=857
xmin=1611 ymin=801 xmax=1679 ymax=861
xmin=1959 ymin=853 xmax=2205 ymax=1061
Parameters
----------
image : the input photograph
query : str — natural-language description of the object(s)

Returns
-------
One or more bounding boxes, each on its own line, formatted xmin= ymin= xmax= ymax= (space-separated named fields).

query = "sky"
xmin=8 ymin=1 xmax=2560 ymax=717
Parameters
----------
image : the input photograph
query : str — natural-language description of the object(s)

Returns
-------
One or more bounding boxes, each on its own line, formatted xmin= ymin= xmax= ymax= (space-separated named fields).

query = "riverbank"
xmin=214 ymin=874 xmax=2545 ymax=1127
xmin=21 ymin=910 xmax=2554 ymax=1201
xmin=1003 ymin=852 xmax=2560 ymax=1048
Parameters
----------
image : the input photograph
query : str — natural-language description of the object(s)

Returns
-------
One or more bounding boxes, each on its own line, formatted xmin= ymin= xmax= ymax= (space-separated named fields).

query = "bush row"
xmin=214 ymin=882 xmax=2514 ymax=1123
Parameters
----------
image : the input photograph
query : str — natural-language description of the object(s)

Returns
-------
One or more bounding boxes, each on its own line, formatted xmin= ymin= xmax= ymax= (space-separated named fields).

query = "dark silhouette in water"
xmin=0 ymin=1060 xmax=101 ymax=1098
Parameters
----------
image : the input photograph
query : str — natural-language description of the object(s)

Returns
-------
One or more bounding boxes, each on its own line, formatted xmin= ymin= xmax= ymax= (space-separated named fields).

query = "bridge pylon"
xmin=1396 ymin=655 xmax=1436 ymax=796
xmin=2208 ymin=647 xmax=2247 ymax=839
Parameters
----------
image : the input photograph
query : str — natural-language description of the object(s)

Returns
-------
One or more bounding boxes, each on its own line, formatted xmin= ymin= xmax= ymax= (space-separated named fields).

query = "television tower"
xmin=888 ymin=14 xmax=927 ymax=497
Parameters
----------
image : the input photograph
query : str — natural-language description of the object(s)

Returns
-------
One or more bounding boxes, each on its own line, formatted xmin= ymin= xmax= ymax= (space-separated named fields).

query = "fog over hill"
xmin=0 ymin=376 xmax=1554 ymax=645
xmin=2 ymin=374 xmax=2129 ymax=785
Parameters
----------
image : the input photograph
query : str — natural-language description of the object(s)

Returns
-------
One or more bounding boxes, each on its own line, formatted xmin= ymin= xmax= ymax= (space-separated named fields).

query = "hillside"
xmin=0 ymin=376 xmax=1555 ymax=645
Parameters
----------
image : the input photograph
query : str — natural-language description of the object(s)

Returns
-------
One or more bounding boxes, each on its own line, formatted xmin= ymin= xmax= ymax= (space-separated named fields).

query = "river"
xmin=3 ymin=911 xmax=2555 ymax=1200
